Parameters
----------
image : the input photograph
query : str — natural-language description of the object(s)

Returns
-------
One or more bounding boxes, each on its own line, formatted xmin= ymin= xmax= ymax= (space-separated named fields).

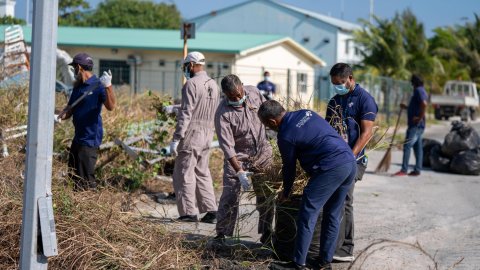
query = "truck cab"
xmin=430 ymin=80 xmax=479 ymax=121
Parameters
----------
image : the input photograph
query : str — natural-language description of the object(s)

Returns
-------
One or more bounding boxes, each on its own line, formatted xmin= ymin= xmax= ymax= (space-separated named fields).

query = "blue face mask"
xmin=333 ymin=83 xmax=349 ymax=95
xmin=228 ymin=95 xmax=247 ymax=107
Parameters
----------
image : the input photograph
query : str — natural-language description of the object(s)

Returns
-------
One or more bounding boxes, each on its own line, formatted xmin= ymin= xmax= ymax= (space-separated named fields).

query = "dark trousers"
xmin=335 ymin=162 xmax=367 ymax=256
xmin=68 ymin=142 xmax=98 ymax=190
xmin=293 ymin=161 xmax=357 ymax=265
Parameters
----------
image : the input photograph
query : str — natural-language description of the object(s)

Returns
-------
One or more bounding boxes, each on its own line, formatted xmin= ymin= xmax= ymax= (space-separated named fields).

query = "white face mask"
xmin=228 ymin=94 xmax=247 ymax=107
xmin=265 ymin=76 xmax=271 ymax=82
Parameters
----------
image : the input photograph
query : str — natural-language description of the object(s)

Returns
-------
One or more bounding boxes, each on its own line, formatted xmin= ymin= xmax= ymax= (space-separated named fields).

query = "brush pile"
xmin=0 ymin=85 xmax=206 ymax=269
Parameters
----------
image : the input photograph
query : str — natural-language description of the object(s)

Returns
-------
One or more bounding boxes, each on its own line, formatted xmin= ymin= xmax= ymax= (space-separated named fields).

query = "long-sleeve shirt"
xmin=277 ymin=110 xmax=355 ymax=196
xmin=215 ymin=85 xmax=272 ymax=169
xmin=173 ymin=71 xmax=219 ymax=141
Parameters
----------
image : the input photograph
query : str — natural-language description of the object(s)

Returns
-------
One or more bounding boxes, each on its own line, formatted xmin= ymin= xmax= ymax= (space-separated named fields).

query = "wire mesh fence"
xmin=107 ymin=60 xmax=411 ymax=126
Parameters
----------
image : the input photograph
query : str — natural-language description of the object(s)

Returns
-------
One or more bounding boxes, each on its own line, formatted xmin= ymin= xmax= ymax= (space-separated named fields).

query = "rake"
xmin=374 ymin=107 xmax=404 ymax=173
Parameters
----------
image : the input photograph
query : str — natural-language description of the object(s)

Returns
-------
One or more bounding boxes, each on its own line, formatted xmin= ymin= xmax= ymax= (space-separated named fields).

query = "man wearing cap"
xmin=170 ymin=51 xmax=220 ymax=223
xmin=58 ymin=52 xmax=116 ymax=191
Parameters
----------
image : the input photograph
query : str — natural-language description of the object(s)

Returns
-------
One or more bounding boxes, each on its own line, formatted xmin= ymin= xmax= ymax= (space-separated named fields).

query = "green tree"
xmin=0 ymin=16 xmax=26 ymax=25
xmin=398 ymin=9 xmax=443 ymax=91
xmin=354 ymin=16 xmax=408 ymax=79
xmin=87 ymin=0 xmax=181 ymax=29
xmin=430 ymin=14 xmax=480 ymax=85
xmin=58 ymin=0 xmax=90 ymax=26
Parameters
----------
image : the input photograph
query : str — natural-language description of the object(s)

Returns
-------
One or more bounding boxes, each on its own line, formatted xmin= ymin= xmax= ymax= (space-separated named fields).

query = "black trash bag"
xmin=273 ymin=195 xmax=322 ymax=262
xmin=450 ymin=148 xmax=480 ymax=175
xmin=429 ymin=144 xmax=451 ymax=172
xmin=441 ymin=121 xmax=480 ymax=158
xmin=423 ymin=138 xmax=442 ymax=167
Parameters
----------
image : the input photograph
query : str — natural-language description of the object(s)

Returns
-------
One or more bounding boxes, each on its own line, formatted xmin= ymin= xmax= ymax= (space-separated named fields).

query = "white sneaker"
xmin=332 ymin=255 xmax=355 ymax=262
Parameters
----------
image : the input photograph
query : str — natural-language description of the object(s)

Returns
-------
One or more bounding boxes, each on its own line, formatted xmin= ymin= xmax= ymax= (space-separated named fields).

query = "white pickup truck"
xmin=430 ymin=80 xmax=479 ymax=121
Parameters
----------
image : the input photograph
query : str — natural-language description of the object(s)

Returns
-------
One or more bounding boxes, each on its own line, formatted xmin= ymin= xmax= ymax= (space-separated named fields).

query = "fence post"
xmin=287 ymin=69 xmax=291 ymax=108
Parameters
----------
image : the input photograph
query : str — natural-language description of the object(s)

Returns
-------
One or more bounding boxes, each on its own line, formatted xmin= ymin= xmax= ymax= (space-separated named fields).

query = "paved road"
xmin=346 ymin=119 xmax=480 ymax=270
xmin=135 ymin=119 xmax=480 ymax=270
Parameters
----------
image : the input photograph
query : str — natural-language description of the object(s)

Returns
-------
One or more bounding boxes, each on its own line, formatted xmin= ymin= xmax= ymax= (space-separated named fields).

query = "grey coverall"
xmin=172 ymin=71 xmax=220 ymax=216
xmin=214 ymin=85 xmax=273 ymax=237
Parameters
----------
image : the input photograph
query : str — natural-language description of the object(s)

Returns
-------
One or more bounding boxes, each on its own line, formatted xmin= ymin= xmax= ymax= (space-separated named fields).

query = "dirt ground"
xmin=135 ymin=119 xmax=480 ymax=270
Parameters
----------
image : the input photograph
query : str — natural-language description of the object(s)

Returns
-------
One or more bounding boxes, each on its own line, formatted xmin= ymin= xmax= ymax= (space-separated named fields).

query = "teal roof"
xmin=0 ymin=25 xmax=286 ymax=54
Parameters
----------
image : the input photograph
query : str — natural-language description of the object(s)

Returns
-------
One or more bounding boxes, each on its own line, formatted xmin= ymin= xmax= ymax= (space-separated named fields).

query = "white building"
xmin=0 ymin=25 xmax=325 ymax=107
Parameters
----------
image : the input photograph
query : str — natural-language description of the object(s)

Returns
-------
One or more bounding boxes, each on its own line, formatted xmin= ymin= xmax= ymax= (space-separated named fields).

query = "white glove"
xmin=236 ymin=171 xmax=253 ymax=191
xmin=100 ymin=69 xmax=112 ymax=87
xmin=54 ymin=114 xmax=61 ymax=123
xmin=170 ymin=140 xmax=179 ymax=157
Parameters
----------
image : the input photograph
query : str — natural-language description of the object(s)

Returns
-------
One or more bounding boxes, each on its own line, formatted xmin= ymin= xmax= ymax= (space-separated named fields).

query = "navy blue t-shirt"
xmin=277 ymin=110 xmax=355 ymax=196
xmin=326 ymin=84 xmax=378 ymax=159
xmin=68 ymin=75 xmax=106 ymax=147
xmin=257 ymin=80 xmax=276 ymax=94
xmin=407 ymin=86 xmax=428 ymax=129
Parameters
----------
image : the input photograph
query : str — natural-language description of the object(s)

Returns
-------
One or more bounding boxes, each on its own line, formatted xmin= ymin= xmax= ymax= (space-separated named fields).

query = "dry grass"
xmin=0 ymin=85 xmax=206 ymax=269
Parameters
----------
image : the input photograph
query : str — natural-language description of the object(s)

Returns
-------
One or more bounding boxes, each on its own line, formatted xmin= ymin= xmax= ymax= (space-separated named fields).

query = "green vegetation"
xmin=355 ymin=10 xmax=480 ymax=93
xmin=58 ymin=0 xmax=181 ymax=29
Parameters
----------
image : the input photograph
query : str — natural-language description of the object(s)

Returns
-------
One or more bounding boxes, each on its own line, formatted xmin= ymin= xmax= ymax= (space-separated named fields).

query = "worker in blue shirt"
xmin=394 ymin=74 xmax=428 ymax=177
xmin=258 ymin=100 xmax=356 ymax=270
xmin=326 ymin=63 xmax=378 ymax=262
xmin=58 ymin=53 xmax=116 ymax=191
xmin=257 ymin=71 xmax=276 ymax=100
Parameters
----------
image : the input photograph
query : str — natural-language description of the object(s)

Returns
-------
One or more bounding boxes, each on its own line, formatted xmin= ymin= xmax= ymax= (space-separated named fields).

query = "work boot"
xmin=200 ymin=211 xmax=217 ymax=224
xmin=177 ymin=215 xmax=198 ymax=222
xmin=260 ymin=230 xmax=273 ymax=246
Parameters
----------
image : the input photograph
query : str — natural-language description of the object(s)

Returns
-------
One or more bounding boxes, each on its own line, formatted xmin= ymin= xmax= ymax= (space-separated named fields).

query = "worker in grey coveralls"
xmin=214 ymin=74 xmax=274 ymax=244
xmin=169 ymin=52 xmax=219 ymax=223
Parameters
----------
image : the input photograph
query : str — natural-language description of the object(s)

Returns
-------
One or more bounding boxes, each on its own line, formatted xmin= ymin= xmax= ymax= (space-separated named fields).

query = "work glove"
xmin=54 ymin=114 xmax=61 ymax=124
xmin=236 ymin=171 xmax=253 ymax=191
xmin=100 ymin=69 xmax=112 ymax=88
xmin=163 ymin=105 xmax=174 ymax=114
xmin=170 ymin=140 xmax=179 ymax=157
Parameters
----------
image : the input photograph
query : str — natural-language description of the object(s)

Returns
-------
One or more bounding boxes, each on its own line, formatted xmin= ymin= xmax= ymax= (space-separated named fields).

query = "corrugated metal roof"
xmin=274 ymin=1 xmax=361 ymax=31
xmin=0 ymin=25 xmax=287 ymax=53
xmin=190 ymin=0 xmax=361 ymax=32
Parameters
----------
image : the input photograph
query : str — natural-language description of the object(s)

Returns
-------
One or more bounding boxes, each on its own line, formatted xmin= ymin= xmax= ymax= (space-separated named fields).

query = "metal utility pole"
xmin=19 ymin=0 xmax=59 ymax=269
xmin=370 ymin=0 xmax=374 ymax=24
xmin=340 ymin=0 xmax=344 ymax=19
xmin=26 ymin=0 xmax=29 ymax=25
xmin=181 ymin=22 xmax=195 ymax=85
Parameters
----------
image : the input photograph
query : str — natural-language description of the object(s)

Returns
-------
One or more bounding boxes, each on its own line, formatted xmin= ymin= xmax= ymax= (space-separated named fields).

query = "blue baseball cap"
xmin=69 ymin=52 xmax=94 ymax=68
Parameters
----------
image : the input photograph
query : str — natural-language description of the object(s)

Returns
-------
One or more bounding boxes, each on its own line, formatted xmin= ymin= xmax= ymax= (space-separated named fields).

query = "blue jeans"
xmin=293 ymin=161 xmax=356 ymax=265
xmin=401 ymin=126 xmax=424 ymax=173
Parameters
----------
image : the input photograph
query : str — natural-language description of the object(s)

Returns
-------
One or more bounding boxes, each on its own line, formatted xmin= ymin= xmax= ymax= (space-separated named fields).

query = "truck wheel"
xmin=461 ymin=108 xmax=470 ymax=122
xmin=434 ymin=109 xmax=442 ymax=120
xmin=471 ymin=109 xmax=477 ymax=121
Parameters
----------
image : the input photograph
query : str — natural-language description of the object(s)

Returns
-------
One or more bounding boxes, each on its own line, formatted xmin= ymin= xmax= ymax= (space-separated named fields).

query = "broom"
xmin=374 ymin=107 xmax=404 ymax=173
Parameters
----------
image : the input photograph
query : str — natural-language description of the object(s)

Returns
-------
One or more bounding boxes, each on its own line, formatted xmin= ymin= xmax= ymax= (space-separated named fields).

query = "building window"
xmin=99 ymin=60 xmax=130 ymax=85
xmin=345 ymin=40 xmax=350 ymax=54
xmin=297 ymin=73 xmax=307 ymax=93
xmin=354 ymin=47 xmax=360 ymax=56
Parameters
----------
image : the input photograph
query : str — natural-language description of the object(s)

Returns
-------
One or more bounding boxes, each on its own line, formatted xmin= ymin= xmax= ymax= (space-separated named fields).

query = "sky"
xmin=14 ymin=0 xmax=480 ymax=37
